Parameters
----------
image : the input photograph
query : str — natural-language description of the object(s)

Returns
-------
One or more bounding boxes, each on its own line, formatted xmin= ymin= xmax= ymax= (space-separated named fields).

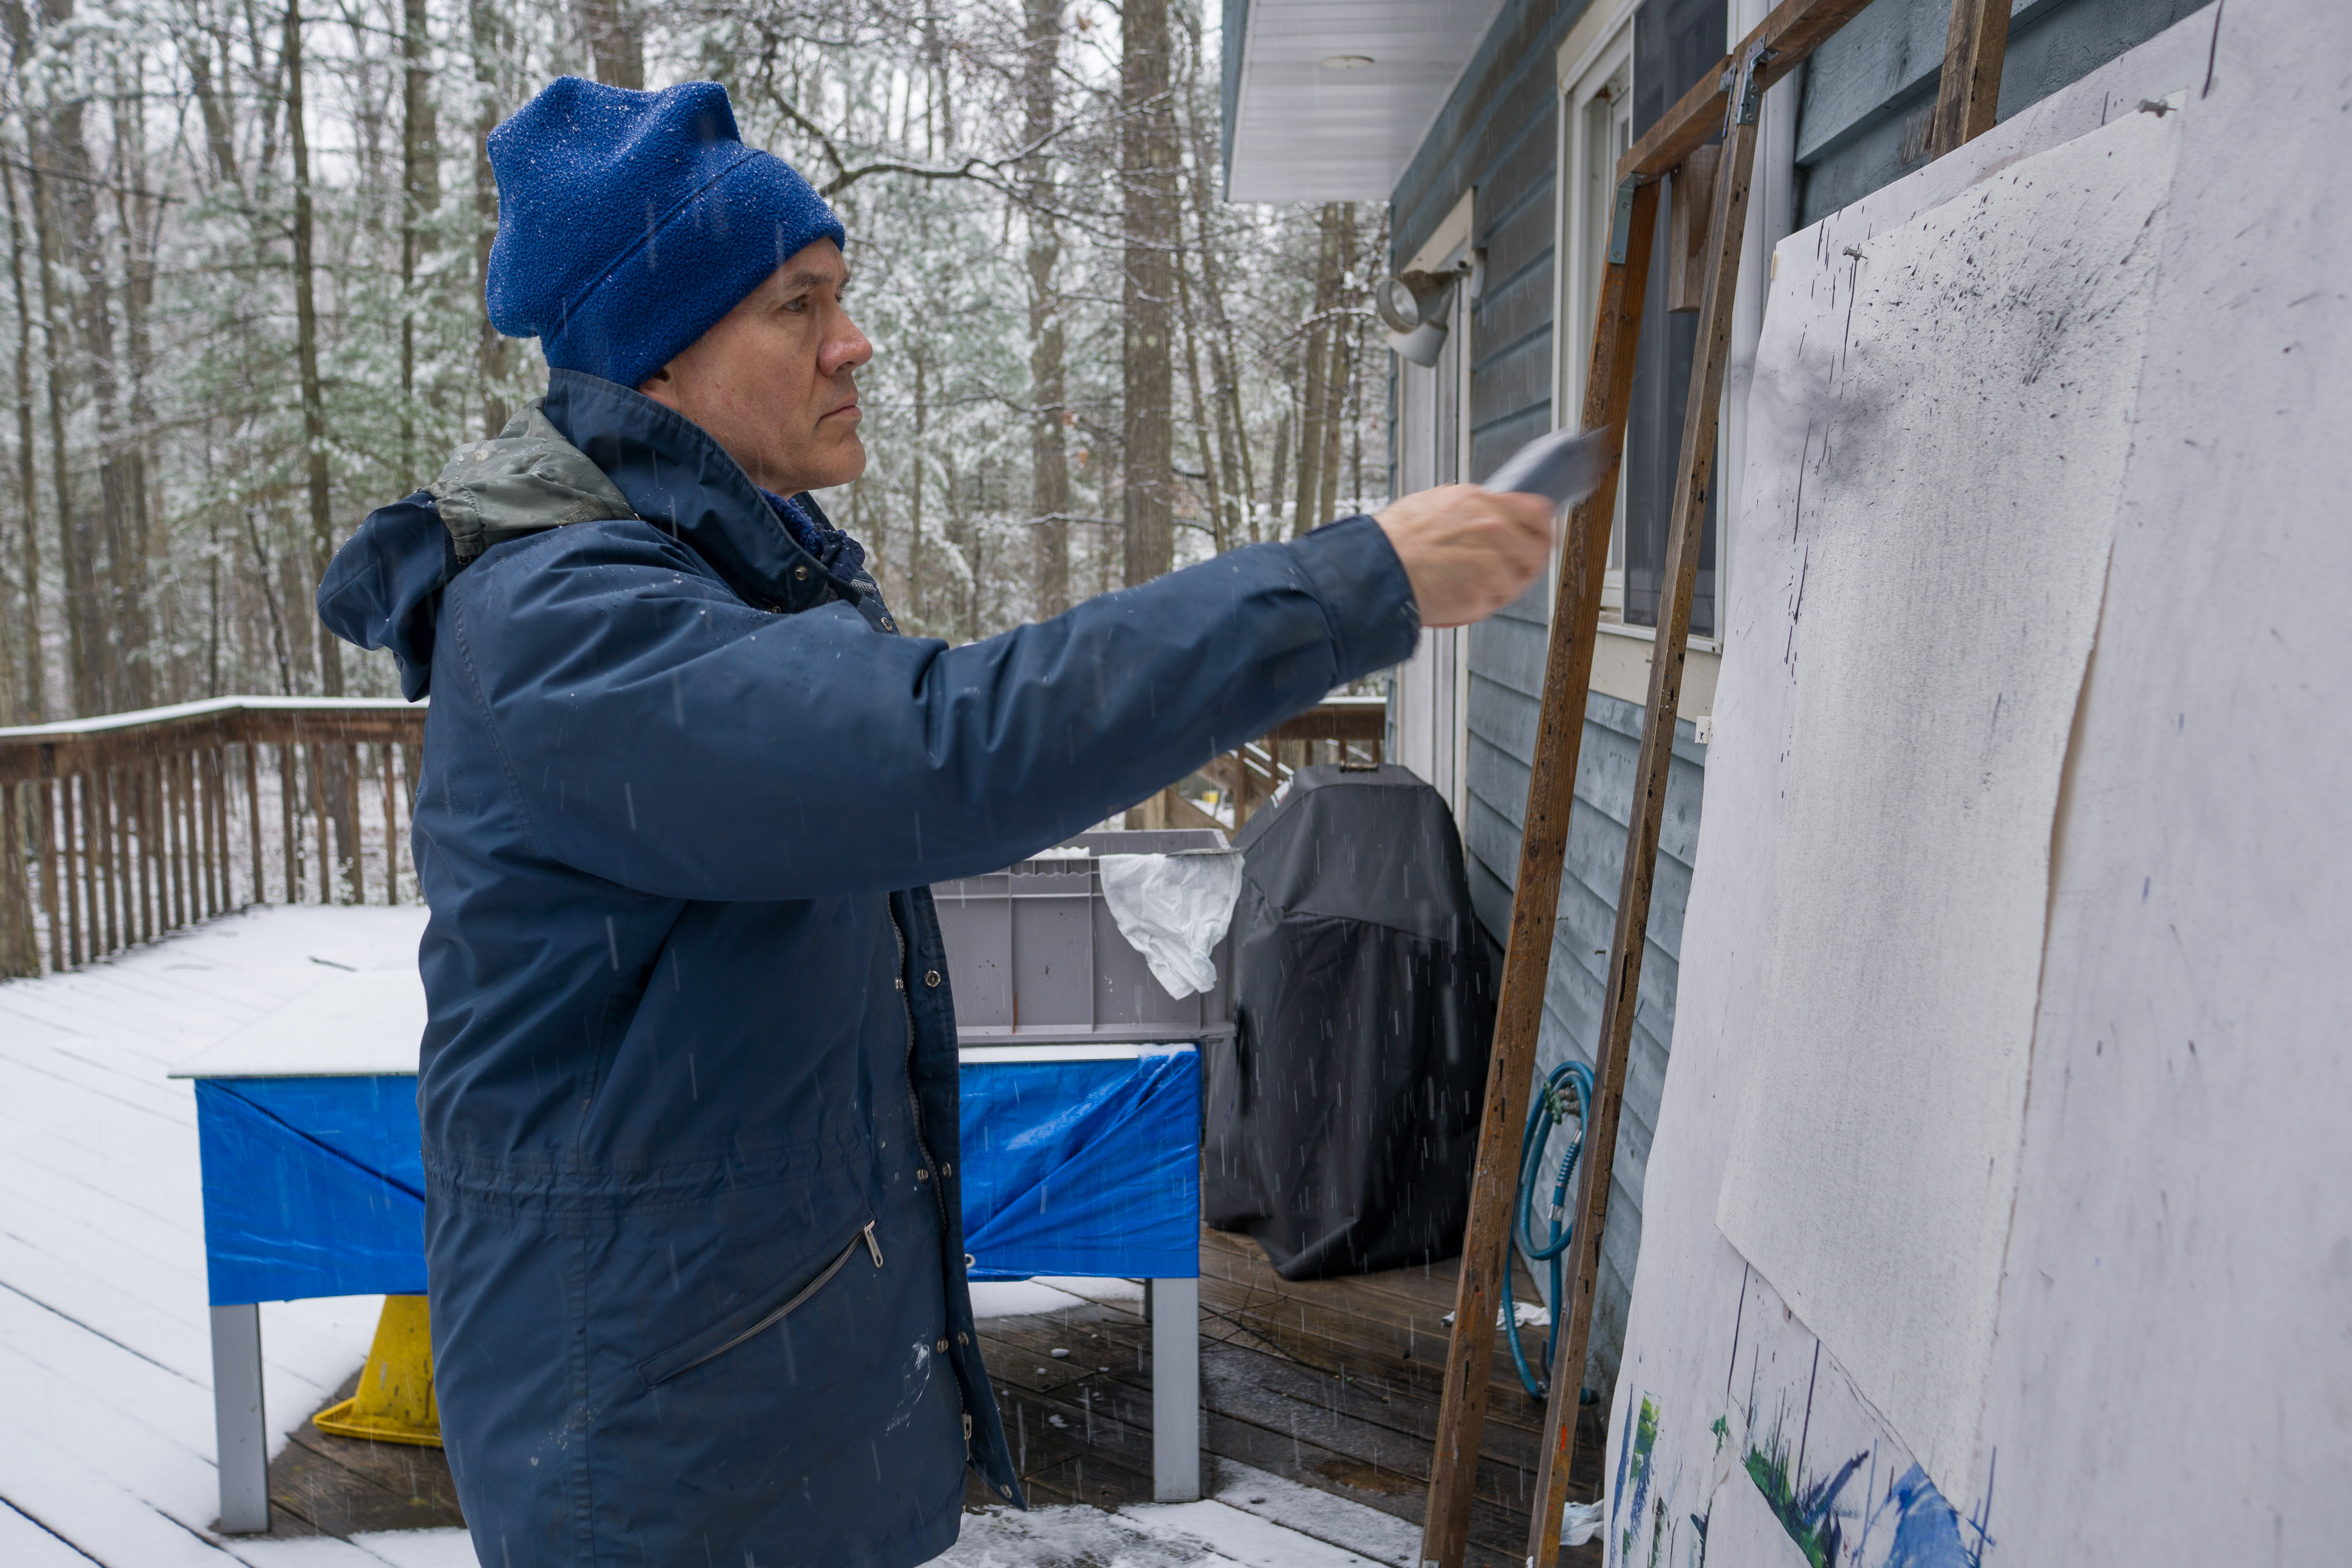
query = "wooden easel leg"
xmin=1928 ymin=0 xmax=2014 ymax=159
xmin=1522 ymin=62 xmax=1766 ymax=1568
xmin=1416 ymin=178 xmax=1659 ymax=1568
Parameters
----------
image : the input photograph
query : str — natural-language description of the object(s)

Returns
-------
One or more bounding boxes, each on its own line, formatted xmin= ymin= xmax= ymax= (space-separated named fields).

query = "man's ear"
xmin=638 ymin=362 xmax=679 ymax=409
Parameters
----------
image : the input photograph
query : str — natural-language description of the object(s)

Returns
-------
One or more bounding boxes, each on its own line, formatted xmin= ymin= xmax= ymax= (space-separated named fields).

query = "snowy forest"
xmin=0 ymin=0 xmax=1391 ymax=723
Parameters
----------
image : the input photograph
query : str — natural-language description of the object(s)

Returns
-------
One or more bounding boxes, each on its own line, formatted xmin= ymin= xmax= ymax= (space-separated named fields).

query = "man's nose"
xmin=823 ymin=310 xmax=874 ymax=376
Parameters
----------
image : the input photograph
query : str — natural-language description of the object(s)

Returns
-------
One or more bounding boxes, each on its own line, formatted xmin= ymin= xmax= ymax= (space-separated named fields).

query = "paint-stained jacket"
xmin=315 ymin=368 xmax=1419 ymax=1568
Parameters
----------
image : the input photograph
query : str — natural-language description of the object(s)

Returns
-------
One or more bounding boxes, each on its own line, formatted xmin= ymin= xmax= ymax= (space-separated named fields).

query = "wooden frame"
xmin=1418 ymin=5 xmax=2016 ymax=1566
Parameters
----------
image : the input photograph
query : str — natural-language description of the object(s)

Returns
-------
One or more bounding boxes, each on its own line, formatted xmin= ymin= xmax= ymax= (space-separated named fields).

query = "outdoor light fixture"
xmin=1319 ymin=54 xmax=1375 ymax=68
xmin=1376 ymin=264 xmax=1470 ymax=367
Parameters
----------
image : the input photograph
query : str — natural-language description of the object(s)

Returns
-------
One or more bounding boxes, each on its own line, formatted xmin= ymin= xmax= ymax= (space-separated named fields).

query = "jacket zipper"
xmin=661 ymin=1221 xmax=880 ymax=1383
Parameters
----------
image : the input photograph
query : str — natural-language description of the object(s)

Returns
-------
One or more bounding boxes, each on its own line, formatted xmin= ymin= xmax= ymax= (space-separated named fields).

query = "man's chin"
xmin=803 ymin=437 xmax=867 ymax=492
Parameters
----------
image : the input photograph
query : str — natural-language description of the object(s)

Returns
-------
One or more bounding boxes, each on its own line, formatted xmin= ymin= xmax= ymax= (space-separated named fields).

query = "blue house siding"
xmin=1464 ymin=603 xmax=1706 ymax=1381
xmin=1796 ymin=0 xmax=2212 ymax=222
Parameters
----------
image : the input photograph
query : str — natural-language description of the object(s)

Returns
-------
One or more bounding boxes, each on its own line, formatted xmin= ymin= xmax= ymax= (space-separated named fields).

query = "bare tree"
xmin=1022 ymin=0 xmax=1068 ymax=615
xmin=1119 ymin=0 xmax=1174 ymax=586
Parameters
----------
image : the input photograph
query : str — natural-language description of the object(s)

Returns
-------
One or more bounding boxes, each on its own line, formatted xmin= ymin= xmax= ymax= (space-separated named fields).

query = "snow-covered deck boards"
xmin=0 ymin=905 xmax=1415 ymax=1566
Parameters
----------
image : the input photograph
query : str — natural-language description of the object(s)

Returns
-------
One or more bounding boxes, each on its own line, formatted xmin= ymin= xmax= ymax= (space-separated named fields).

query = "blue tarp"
xmin=195 ymin=1076 xmax=427 ymax=1305
xmin=958 ymin=1048 xmax=1200 ymax=1281
xmin=194 ymin=1050 xmax=1198 ymax=1304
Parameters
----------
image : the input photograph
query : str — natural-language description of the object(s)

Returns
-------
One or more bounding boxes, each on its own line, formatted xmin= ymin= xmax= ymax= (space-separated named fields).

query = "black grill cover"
xmin=1203 ymin=764 xmax=1494 ymax=1279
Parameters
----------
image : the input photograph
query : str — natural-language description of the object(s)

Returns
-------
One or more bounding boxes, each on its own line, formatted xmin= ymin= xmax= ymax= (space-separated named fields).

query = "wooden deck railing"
xmin=0 ymin=698 xmax=427 ymax=978
xmin=1140 ymin=695 xmax=1388 ymax=835
xmin=1 ymin=692 xmax=1392 ymax=976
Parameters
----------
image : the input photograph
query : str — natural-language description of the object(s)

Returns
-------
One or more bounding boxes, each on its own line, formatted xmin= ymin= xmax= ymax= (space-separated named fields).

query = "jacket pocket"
xmin=636 ymin=1215 xmax=883 ymax=1387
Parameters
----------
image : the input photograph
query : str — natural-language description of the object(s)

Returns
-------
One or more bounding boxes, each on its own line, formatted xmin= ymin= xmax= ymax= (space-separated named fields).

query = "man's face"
xmin=638 ymin=239 xmax=872 ymax=494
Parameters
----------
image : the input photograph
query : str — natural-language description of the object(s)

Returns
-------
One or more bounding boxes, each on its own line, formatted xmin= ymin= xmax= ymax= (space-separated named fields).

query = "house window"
xmin=1557 ymin=21 xmax=1634 ymax=621
xmin=1622 ymin=0 xmax=1727 ymax=641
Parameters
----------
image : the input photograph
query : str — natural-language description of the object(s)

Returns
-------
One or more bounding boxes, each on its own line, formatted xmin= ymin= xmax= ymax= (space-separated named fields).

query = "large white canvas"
xmin=1712 ymin=102 xmax=2181 ymax=1496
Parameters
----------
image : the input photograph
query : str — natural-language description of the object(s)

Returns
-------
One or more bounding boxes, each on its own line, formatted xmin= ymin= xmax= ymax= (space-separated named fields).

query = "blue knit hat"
xmin=485 ymin=78 xmax=847 ymax=392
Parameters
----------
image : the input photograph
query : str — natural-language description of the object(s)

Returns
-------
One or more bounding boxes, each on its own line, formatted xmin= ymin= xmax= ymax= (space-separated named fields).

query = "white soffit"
xmin=1226 ymin=0 xmax=1509 ymax=203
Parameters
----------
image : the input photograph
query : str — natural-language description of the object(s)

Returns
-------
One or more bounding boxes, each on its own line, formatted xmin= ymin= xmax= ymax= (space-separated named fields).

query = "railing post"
xmin=158 ymin=758 xmax=179 ymax=935
xmin=378 ymin=743 xmax=398 ymax=904
xmin=36 ymin=777 xmax=63 ymax=974
xmin=279 ymin=744 xmax=298 ymax=904
xmin=244 ymin=742 xmax=264 ymax=907
xmin=345 ymin=742 xmax=365 ymax=904
xmin=62 ymin=776 xmax=84 ymax=967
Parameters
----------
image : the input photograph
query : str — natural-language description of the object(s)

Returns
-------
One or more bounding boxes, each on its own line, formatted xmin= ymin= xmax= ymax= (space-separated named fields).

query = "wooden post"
xmin=280 ymin=744 xmax=299 ymax=903
xmin=161 ymin=758 xmax=182 ymax=933
xmin=204 ymin=748 xmax=225 ymax=917
xmin=1418 ymin=177 xmax=1661 ymax=1568
xmin=61 ymin=776 xmax=84 ymax=967
xmin=37 ymin=777 xmax=63 ymax=973
xmin=346 ymin=742 xmax=365 ymax=903
xmin=0 ymin=783 xmax=27 ymax=977
xmin=380 ymin=743 xmax=400 ymax=904
xmin=245 ymin=742 xmax=265 ymax=907
xmin=97 ymin=770 xmax=119 ymax=955
xmin=1928 ymin=0 xmax=2013 ymax=160
xmin=312 ymin=746 xmax=332 ymax=904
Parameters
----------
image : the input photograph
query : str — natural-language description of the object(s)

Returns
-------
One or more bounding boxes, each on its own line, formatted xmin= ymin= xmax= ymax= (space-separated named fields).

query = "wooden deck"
xmin=965 ymin=1226 xmax=1608 ymax=1568
xmin=254 ymin=1225 xmax=1608 ymax=1565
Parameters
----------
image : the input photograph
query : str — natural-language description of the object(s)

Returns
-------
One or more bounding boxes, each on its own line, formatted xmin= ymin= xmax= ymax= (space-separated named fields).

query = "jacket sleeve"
xmin=447 ymin=513 xmax=1419 ymax=900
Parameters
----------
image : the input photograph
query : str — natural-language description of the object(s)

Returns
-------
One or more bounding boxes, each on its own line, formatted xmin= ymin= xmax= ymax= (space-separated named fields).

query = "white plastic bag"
xmin=1096 ymin=850 xmax=1245 ymax=998
xmin=1561 ymin=1500 xmax=1604 ymax=1548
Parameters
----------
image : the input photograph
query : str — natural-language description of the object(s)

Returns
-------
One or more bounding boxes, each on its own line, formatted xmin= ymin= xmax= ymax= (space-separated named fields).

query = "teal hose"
xmin=1502 ymin=1059 xmax=1595 ymax=1400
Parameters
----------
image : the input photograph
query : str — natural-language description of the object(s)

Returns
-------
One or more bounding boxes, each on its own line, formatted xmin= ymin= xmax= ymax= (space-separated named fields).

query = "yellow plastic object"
xmin=312 ymin=1294 xmax=442 ymax=1447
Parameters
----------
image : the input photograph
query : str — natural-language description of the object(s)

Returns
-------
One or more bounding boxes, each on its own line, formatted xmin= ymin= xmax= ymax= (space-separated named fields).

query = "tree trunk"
xmin=1174 ymin=255 xmax=1223 ymax=552
xmin=472 ymin=0 xmax=510 ymax=438
xmin=184 ymin=29 xmax=240 ymax=185
xmin=1022 ymin=0 xmax=1068 ymax=617
xmin=1266 ymin=411 xmax=1290 ymax=540
xmin=284 ymin=0 xmax=356 ymax=898
xmin=400 ymin=0 xmax=438 ymax=485
xmin=910 ymin=347 xmax=927 ymax=625
xmin=1291 ymin=203 xmax=1340 ymax=537
xmin=1316 ymin=205 xmax=1356 ymax=527
xmin=24 ymin=156 xmax=91 ymax=716
xmin=1119 ymin=0 xmax=1175 ymax=586
xmin=576 ymin=0 xmax=643 ymax=90
xmin=1173 ymin=31 xmax=1245 ymax=551
xmin=2 ymin=156 xmax=42 ymax=722
xmin=283 ymin=0 xmax=337 ymax=698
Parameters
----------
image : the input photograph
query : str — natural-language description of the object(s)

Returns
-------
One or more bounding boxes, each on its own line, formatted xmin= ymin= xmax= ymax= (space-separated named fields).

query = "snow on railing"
xmin=0 ymin=698 xmax=428 ymax=978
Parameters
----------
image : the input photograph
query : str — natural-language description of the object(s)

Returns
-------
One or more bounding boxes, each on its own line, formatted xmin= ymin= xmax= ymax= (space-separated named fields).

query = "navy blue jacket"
xmin=317 ymin=369 xmax=1419 ymax=1567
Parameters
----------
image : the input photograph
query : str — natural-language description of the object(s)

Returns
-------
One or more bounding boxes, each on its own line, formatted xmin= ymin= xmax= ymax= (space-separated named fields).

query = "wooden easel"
xmin=1415 ymin=5 xmax=2017 ymax=1566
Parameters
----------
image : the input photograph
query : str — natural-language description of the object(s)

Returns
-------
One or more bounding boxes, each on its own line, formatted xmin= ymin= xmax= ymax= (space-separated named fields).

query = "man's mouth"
xmin=822 ymin=398 xmax=861 ymax=424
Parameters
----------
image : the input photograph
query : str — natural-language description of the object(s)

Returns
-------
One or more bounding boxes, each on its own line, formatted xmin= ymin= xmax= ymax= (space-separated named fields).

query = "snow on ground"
xmin=0 ymin=907 xmax=1415 ymax=1566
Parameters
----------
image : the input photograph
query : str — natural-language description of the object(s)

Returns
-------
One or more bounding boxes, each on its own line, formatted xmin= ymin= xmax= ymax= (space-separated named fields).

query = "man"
xmin=319 ymin=76 xmax=1554 ymax=1567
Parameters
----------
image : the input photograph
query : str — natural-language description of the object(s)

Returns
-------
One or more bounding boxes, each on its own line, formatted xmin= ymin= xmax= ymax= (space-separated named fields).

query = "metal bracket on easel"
xmin=1605 ymin=173 xmax=1644 ymax=265
xmin=1723 ymin=40 xmax=1779 ymax=127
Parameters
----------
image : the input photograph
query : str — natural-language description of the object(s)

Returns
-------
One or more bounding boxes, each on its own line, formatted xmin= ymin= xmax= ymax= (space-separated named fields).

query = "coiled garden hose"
xmin=1502 ymin=1058 xmax=1595 ymax=1400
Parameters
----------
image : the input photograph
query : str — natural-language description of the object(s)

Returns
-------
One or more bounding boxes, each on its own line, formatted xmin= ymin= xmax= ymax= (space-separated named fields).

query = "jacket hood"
xmin=318 ymin=370 xmax=847 ymax=699
xmin=316 ymin=492 xmax=459 ymax=700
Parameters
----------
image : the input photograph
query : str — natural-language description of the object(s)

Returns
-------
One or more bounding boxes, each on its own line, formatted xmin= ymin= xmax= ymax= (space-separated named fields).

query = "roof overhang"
xmin=1221 ymin=0 xmax=1508 ymax=204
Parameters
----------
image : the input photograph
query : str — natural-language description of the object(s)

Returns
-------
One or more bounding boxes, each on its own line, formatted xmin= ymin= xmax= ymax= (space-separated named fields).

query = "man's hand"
xmin=1375 ymin=485 xmax=1557 ymax=629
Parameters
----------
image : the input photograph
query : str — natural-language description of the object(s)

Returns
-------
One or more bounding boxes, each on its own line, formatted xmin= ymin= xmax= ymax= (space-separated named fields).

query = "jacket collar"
xmin=540 ymin=368 xmax=842 ymax=615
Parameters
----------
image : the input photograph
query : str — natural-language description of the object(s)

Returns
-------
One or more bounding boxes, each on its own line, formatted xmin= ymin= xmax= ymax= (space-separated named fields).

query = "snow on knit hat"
xmin=485 ymin=78 xmax=846 ymax=393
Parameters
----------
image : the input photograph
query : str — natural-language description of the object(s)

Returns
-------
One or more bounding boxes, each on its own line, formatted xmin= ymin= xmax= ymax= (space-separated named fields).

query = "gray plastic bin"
xmin=932 ymin=828 xmax=1234 ymax=1046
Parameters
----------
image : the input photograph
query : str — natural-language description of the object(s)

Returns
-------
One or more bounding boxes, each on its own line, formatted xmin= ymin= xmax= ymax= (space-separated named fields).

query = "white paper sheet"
xmin=1712 ymin=102 xmax=2182 ymax=1497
